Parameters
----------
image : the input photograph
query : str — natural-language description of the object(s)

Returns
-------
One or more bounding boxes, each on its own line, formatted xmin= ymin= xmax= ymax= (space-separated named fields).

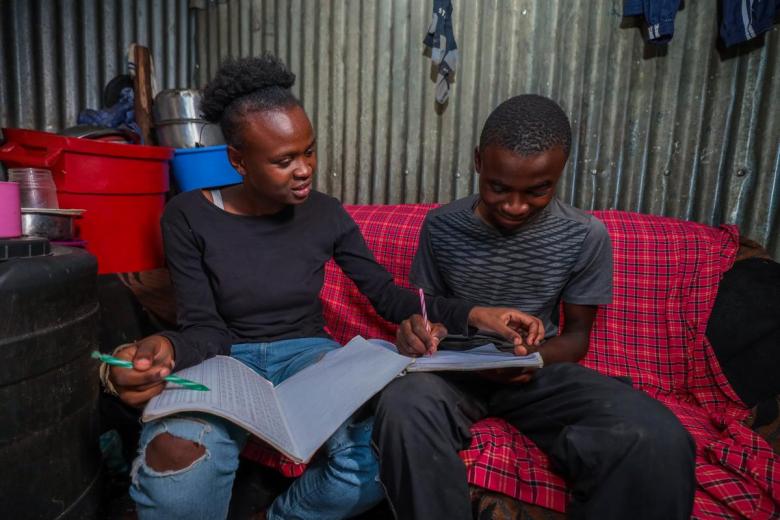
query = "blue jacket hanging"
xmin=623 ymin=0 xmax=682 ymax=44
xmin=720 ymin=0 xmax=779 ymax=47
xmin=624 ymin=0 xmax=778 ymax=47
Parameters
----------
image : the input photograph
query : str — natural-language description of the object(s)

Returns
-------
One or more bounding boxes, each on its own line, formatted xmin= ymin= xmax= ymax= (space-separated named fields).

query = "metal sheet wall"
xmin=0 ymin=0 xmax=196 ymax=133
xmin=2 ymin=1 xmax=778 ymax=256
xmin=195 ymin=0 xmax=780 ymax=257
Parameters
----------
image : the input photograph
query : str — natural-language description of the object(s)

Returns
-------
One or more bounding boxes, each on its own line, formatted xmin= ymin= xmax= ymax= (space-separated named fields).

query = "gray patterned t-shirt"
xmin=411 ymin=195 xmax=613 ymax=338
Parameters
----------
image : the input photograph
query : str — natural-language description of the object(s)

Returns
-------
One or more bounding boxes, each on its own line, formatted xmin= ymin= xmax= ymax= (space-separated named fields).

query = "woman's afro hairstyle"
xmin=200 ymin=54 xmax=300 ymax=146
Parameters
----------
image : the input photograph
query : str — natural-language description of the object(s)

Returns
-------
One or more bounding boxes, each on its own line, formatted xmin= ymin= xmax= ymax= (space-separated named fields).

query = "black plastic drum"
xmin=0 ymin=246 xmax=101 ymax=519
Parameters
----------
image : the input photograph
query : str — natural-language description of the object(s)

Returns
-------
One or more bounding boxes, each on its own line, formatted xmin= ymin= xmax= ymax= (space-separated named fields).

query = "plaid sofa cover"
xmin=241 ymin=204 xmax=780 ymax=519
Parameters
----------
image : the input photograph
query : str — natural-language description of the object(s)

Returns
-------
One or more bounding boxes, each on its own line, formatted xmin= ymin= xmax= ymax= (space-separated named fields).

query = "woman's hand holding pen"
xmin=396 ymin=315 xmax=448 ymax=357
xmin=109 ymin=335 xmax=175 ymax=408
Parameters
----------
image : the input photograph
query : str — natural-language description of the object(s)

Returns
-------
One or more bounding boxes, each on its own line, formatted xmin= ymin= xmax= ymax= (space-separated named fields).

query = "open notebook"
xmin=143 ymin=336 xmax=543 ymax=463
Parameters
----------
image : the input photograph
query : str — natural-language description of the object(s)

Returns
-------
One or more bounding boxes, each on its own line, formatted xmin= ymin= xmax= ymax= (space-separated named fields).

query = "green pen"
xmin=91 ymin=351 xmax=210 ymax=391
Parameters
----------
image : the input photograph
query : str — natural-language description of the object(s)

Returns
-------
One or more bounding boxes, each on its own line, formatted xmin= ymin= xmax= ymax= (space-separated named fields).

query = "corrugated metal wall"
xmin=0 ymin=0 xmax=196 ymax=132
xmin=194 ymin=0 xmax=780 ymax=257
xmin=2 ymin=0 xmax=778 ymax=256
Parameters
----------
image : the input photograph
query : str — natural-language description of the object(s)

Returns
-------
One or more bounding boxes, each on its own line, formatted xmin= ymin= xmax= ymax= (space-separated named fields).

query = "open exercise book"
xmin=143 ymin=336 xmax=543 ymax=464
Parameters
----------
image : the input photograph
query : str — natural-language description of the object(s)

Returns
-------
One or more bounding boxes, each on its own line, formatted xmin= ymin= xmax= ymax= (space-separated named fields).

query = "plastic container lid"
xmin=0 ymin=128 xmax=173 ymax=194
xmin=0 ymin=236 xmax=51 ymax=261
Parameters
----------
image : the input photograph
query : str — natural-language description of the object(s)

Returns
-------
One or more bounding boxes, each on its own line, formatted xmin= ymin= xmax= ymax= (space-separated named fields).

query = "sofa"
xmin=237 ymin=204 xmax=779 ymax=519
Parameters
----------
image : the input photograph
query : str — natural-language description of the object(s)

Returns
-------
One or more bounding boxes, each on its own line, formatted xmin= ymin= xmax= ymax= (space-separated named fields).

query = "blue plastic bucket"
xmin=171 ymin=145 xmax=243 ymax=191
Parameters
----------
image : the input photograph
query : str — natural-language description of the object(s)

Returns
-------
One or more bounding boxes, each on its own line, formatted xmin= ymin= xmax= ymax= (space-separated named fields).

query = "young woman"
xmin=105 ymin=54 xmax=542 ymax=520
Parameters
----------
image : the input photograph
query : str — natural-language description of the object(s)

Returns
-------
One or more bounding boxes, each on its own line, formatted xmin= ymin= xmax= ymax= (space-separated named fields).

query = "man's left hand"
xmin=467 ymin=306 xmax=544 ymax=356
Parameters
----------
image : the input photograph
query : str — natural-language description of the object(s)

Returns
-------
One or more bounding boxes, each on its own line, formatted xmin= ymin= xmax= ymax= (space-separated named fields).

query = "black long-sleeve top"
xmin=159 ymin=190 xmax=474 ymax=371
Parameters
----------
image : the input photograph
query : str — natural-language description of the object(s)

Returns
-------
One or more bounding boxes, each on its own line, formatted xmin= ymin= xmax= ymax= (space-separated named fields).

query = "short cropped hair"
xmin=479 ymin=94 xmax=572 ymax=157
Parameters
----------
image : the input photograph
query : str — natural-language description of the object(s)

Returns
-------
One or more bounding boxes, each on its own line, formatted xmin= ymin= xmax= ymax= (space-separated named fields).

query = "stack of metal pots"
xmin=153 ymin=89 xmax=226 ymax=148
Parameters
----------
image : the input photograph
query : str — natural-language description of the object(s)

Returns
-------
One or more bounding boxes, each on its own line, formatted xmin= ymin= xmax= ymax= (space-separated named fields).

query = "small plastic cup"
xmin=8 ymin=168 xmax=59 ymax=209
xmin=0 ymin=181 xmax=22 ymax=238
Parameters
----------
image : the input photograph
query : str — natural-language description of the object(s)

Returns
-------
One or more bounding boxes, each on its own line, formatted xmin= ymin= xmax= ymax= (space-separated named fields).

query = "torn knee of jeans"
xmin=144 ymin=431 xmax=207 ymax=472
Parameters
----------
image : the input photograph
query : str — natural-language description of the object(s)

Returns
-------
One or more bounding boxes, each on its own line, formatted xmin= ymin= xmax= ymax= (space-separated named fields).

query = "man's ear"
xmin=474 ymin=146 xmax=482 ymax=175
xmin=227 ymin=145 xmax=247 ymax=177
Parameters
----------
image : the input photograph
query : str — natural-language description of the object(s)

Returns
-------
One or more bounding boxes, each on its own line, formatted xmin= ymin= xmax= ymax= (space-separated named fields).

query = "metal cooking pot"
xmin=153 ymin=89 xmax=225 ymax=148
xmin=21 ymin=209 xmax=83 ymax=241
xmin=153 ymin=89 xmax=205 ymax=121
xmin=155 ymin=119 xmax=225 ymax=148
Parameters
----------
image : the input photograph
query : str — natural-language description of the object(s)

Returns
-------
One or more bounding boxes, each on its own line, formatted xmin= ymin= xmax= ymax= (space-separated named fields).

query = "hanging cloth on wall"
xmin=624 ymin=0 xmax=778 ymax=47
xmin=623 ymin=0 xmax=682 ymax=44
xmin=424 ymin=0 xmax=458 ymax=104
xmin=720 ymin=0 xmax=779 ymax=47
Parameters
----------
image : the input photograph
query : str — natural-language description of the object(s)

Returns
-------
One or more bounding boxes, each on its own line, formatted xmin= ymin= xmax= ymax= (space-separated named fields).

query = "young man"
xmin=375 ymin=95 xmax=697 ymax=519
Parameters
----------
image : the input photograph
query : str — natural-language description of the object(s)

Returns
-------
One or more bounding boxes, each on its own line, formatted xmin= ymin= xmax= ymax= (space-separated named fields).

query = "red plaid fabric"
xmin=242 ymin=205 xmax=779 ymax=519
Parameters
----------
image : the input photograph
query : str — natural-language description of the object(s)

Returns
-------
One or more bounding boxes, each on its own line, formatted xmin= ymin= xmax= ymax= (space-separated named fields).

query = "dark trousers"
xmin=373 ymin=363 xmax=696 ymax=520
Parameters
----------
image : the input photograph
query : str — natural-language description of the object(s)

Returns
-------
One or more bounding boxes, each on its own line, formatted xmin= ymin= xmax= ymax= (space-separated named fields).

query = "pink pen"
xmin=418 ymin=287 xmax=431 ymax=333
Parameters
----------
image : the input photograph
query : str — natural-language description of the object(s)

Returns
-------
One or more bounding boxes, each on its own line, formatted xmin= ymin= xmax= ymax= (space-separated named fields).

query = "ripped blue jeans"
xmin=130 ymin=337 xmax=383 ymax=520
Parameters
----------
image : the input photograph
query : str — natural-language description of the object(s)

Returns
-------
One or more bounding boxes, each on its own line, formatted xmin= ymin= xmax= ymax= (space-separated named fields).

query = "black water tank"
xmin=0 ymin=246 xmax=101 ymax=519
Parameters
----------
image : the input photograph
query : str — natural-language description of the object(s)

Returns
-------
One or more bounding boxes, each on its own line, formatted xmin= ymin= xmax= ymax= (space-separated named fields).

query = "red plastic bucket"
xmin=0 ymin=128 xmax=173 ymax=273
